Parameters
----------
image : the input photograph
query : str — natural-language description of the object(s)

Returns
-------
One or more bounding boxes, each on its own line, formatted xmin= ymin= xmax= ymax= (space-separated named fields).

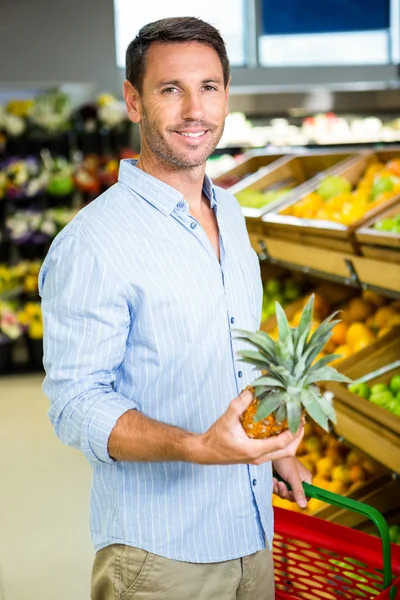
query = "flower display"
xmin=0 ymin=301 xmax=23 ymax=340
xmin=97 ymin=94 xmax=128 ymax=129
xmin=6 ymin=210 xmax=56 ymax=245
xmin=18 ymin=301 xmax=43 ymax=339
xmin=28 ymin=89 xmax=71 ymax=134
xmin=3 ymin=157 xmax=48 ymax=200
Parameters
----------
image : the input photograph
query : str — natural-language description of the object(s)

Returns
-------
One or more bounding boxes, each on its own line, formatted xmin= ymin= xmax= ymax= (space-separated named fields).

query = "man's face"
xmin=131 ymin=42 xmax=229 ymax=169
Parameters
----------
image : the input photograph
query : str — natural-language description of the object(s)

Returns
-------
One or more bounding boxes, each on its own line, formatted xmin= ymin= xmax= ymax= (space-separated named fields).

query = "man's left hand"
xmin=272 ymin=457 xmax=312 ymax=509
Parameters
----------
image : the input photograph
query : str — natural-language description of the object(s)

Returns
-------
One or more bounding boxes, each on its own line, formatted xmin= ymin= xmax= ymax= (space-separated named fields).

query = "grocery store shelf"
xmin=249 ymin=234 xmax=400 ymax=299
xmin=332 ymin=400 xmax=400 ymax=475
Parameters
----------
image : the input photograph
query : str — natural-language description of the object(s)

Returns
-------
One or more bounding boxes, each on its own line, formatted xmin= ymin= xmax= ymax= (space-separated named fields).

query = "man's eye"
xmin=203 ymin=86 xmax=218 ymax=92
xmin=162 ymin=87 xmax=178 ymax=94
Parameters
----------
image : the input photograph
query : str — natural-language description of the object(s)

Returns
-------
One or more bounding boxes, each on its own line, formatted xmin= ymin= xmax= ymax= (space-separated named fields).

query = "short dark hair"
xmin=126 ymin=16 xmax=230 ymax=93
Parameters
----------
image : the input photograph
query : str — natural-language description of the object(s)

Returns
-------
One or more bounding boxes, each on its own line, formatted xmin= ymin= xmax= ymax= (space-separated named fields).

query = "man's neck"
xmin=136 ymin=152 xmax=206 ymax=213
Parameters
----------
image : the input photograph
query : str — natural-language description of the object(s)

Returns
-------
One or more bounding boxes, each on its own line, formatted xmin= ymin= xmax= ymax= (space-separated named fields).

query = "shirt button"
xmin=252 ymin=479 xmax=257 ymax=486
xmin=238 ymin=371 xmax=243 ymax=378
xmin=190 ymin=222 xmax=197 ymax=229
xmin=230 ymin=317 xmax=235 ymax=324
xmin=177 ymin=201 xmax=185 ymax=209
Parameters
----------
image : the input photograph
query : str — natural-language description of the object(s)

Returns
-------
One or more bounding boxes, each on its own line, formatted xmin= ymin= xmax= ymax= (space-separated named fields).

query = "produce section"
xmin=236 ymin=147 xmax=400 ymax=539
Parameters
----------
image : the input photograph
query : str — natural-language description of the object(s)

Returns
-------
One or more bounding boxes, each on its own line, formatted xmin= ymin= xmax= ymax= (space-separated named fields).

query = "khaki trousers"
xmin=91 ymin=544 xmax=275 ymax=600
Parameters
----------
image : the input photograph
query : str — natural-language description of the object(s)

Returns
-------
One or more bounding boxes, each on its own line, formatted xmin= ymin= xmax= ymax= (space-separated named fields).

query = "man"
xmin=39 ymin=16 xmax=312 ymax=600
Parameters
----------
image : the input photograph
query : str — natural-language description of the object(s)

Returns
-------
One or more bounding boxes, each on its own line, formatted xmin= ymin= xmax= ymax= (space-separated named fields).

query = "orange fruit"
xmin=326 ymin=480 xmax=347 ymax=495
xmin=347 ymin=297 xmax=374 ymax=323
xmin=325 ymin=194 xmax=347 ymax=212
xmin=314 ymin=208 xmax=332 ymax=221
xmin=346 ymin=322 xmax=374 ymax=349
xmin=331 ymin=322 xmax=348 ymax=346
xmin=332 ymin=344 xmax=352 ymax=363
xmin=353 ymin=337 xmax=373 ymax=353
xmin=340 ymin=202 xmax=366 ymax=225
xmin=386 ymin=159 xmax=400 ymax=177
xmin=292 ymin=192 xmax=322 ymax=218
xmin=349 ymin=465 xmax=367 ymax=484
xmin=374 ymin=307 xmax=398 ymax=328
xmin=280 ymin=206 xmax=292 ymax=216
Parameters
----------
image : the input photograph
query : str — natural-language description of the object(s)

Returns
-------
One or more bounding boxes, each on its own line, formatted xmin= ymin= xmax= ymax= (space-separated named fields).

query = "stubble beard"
xmin=141 ymin=109 xmax=225 ymax=171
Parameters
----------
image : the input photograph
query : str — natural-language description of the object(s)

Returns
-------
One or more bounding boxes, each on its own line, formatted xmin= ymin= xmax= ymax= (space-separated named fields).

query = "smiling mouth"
xmin=175 ymin=131 xmax=207 ymax=138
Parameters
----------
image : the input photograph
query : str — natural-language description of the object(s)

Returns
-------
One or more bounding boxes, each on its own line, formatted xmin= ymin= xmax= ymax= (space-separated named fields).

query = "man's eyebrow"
xmin=156 ymin=78 xmax=223 ymax=87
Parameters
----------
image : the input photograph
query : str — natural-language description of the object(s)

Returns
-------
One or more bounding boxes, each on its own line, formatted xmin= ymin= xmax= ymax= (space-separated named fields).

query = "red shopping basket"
xmin=273 ymin=482 xmax=400 ymax=600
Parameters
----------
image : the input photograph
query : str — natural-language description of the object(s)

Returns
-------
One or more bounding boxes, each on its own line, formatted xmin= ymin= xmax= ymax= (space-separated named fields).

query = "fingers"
xmin=250 ymin=425 xmax=304 ymax=464
xmin=272 ymin=477 xmax=290 ymax=499
xmin=228 ymin=390 xmax=253 ymax=419
xmin=287 ymin=464 xmax=307 ymax=508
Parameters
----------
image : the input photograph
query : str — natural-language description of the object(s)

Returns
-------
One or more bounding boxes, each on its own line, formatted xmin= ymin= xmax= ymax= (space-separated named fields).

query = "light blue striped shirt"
xmin=39 ymin=159 xmax=273 ymax=562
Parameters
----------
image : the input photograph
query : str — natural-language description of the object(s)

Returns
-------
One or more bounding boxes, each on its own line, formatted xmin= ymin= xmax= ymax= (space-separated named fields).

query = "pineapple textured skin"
xmin=235 ymin=294 xmax=351 ymax=438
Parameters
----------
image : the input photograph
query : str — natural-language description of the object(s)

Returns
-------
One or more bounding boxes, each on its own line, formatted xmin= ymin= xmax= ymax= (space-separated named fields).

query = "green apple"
xmin=371 ymin=175 xmax=397 ymax=201
xmin=317 ymin=176 xmax=351 ymax=200
xmin=386 ymin=398 xmax=400 ymax=414
xmin=264 ymin=279 xmax=281 ymax=297
xmin=370 ymin=391 xmax=394 ymax=407
xmin=235 ymin=189 xmax=267 ymax=209
xmin=348 ymin=382 xmax=371 ymax=399
xmin=390 ymin=374 xmax=400 ymax=394
xmin=370 ymin=383 xmax=390 ymax=396
xmin=283 ymin=281 xmax=301 ymax=302
xmin=264 ymin=301 xmax=276 ymax=318
xmin=261 ymin=305 xmax=270 ymax=323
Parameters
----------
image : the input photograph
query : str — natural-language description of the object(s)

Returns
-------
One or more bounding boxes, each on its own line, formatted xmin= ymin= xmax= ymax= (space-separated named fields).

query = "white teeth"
xmin=179 ymin=131 xmax=205 ymax=137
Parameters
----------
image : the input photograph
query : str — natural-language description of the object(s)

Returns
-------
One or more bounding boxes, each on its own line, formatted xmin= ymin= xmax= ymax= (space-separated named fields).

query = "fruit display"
xmin=348 ymin=373 xmax=400 ymax=417
xmin=281 ymin=159 xmax=400 ymax=225
xmin=235 ymin=183 xmax=293 ymax=210
xmin=236 ymin=295 xmax=351 ymax=439
xmin=373 ymin=211 xmax=400 ymax=234
xmin=272 ymin=421 xmax=382 ymax=515
xmin=268 ymin=290 xmax=400 ymax=363
xmin=261 ymin=276 xmax=305 ymax=321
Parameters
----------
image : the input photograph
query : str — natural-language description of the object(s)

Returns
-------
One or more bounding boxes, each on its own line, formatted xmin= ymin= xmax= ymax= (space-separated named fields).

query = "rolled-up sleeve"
xmin=39 ymin=233 xmax=138 ymax=464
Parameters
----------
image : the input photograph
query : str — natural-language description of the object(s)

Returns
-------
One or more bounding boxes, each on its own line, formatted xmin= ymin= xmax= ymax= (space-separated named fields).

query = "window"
xmin=259 ymin=0 xmax=391 ymax=66
xmin=114 ymin=0 xmax=246 ymax=69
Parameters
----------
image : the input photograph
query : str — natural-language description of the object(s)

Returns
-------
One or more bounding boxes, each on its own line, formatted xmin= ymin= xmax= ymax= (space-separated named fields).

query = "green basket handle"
xmin=276 ymin=479 xmax=395 ymax=597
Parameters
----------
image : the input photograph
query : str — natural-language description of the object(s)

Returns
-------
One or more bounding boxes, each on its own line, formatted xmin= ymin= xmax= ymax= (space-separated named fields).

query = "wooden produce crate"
xmin=355 ymin=200 xmax=400 ymax=264
xmin=324 ymin=330 xmax=400 ymax=474
xmin=334 ymin=326 xmax=400 ymax=378
xmin=232 ymin=150 xmax=358 ymax=223
xmin=320 ymin=476 xmax=400 ymax=528
xmin=213 ymin=152 xmax=286 ymax=190
xmin=261 ymin=151 xmax=400 ymax=254
xmin=260 ymin=281 xmax=355 ymax=334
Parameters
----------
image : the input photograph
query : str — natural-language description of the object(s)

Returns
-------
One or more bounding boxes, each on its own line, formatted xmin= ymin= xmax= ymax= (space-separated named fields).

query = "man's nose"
xmin=180 ymin=91 xmax=205 ymax=121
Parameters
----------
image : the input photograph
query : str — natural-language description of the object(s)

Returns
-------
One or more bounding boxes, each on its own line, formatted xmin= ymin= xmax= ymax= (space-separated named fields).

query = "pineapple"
xmin=235 ymin=294 xmax=351 ymax=438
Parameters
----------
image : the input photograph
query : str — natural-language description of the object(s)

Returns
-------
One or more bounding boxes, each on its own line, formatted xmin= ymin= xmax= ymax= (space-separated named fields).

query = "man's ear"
xmin=123 ymin=80 xmax=142 ymax=124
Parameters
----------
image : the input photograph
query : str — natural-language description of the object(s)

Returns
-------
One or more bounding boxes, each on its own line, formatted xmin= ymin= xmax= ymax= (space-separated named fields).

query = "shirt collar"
xmin=118 ymin=159 xmax=217 ymax=215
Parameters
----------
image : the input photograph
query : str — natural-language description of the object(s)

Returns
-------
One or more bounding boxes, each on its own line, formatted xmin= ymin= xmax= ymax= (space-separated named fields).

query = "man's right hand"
xmin=186 ymin=390 xmax=304 ymax=466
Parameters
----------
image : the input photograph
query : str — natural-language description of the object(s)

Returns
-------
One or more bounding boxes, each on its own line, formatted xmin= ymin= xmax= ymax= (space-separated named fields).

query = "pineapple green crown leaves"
xmin=234 ymin=294 xmax=352 ymax=434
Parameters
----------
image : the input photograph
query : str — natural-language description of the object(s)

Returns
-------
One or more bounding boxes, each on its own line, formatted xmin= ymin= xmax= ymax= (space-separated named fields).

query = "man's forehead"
xmin=144 ymin=42 xmax=224 ymax=85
